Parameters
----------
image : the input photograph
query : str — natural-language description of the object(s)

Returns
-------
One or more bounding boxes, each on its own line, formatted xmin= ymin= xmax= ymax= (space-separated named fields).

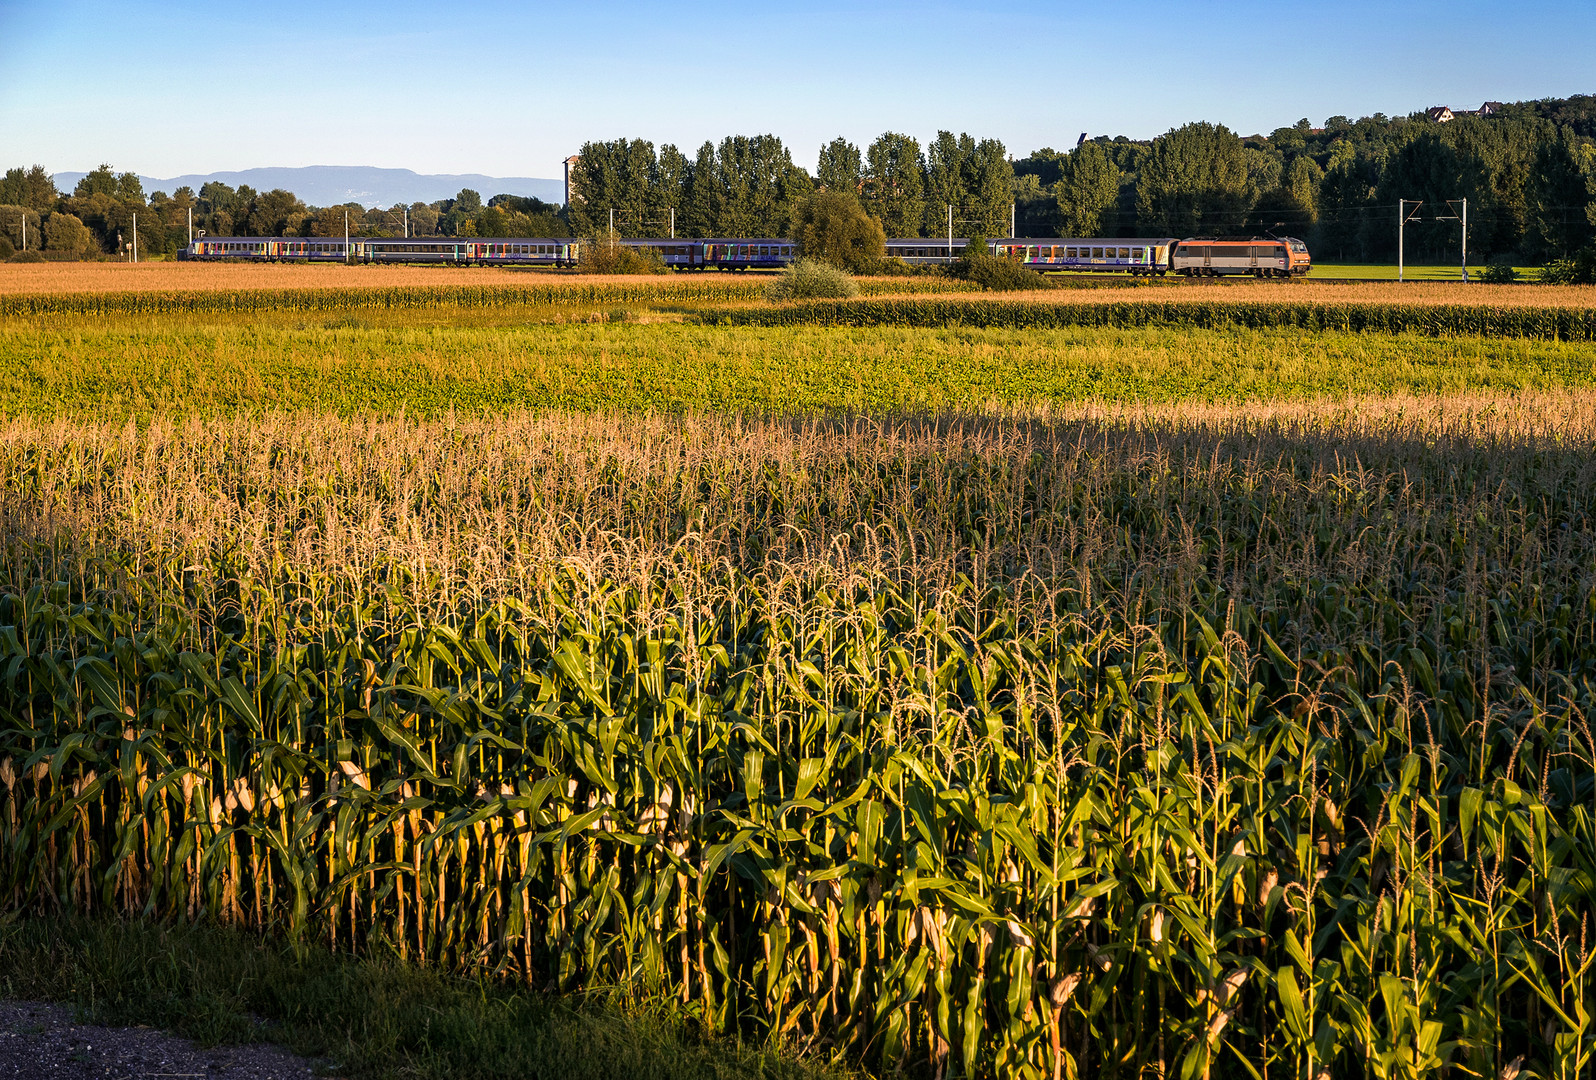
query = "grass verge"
xmin=1308 ymin=262 xmax=1536 ymax=280
xmin=0 ymin=914 xmax=846 ymax=1080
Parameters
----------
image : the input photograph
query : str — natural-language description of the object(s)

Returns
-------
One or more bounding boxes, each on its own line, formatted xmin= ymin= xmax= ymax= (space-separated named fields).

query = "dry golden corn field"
xmin=0 ymin=275 xmax=1594 ymax=1080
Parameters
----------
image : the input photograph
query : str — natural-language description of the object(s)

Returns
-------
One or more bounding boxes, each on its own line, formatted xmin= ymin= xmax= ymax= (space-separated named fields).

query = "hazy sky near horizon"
xmin=2 ymin=0 xmax=1592 ymax=181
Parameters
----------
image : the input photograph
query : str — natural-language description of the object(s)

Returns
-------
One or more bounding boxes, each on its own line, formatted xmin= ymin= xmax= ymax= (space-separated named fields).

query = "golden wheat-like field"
xmin=3 ymin=260 xmax=1594 ymax=308
xmin=920 ymin=280 xmax=1596 ymax=308
xmin=0 ymin=261 xmax=741 ymax=295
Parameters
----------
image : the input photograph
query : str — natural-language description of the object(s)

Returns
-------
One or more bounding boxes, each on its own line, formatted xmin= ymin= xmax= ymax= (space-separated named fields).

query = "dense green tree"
xmin=1052 ymin=141 xmax=1121 ymax=237
xmin=42 ymin=211 xmax=92 ymax=256
xmin=568 ymin=139 xmax=657 ymax=237
xmin=1012 ymin=174 xmax=1050 ymax=235
xmin=713 ymin=134 xmax=809 ymax=237
xmin=917 ymin=133 xmax=1013 ymax=238
xmin=1249 ymin=155 xmax=1323 ymax=234
xmin=1443 ymin=115 xmax=1542 ymax=258
xmin=653 ymin=144 xmax=691 ymax=235
xmin=59 ymin=163 xmax=170 ymax=254
xmin=480 ymin=194 xmax=565 ymax=237
xmin=1369 ymin=123 xmax=1529 ymax=261
xmin=438 ymin=188 xmax=487 ymax=236
xmin=1527 ymin=127 xmax=1596 ymax=258
xmin=245 ymin=189 xmax=308 ymax=237
xmin=816 ymin=138 xmax=862 ymax=195
xmin=922 ymin=131 xmax=972 ymax=236
xmin=0 ymin=207 xmax=42 ymax=251
xmin=1243 ymin=146 xmax=1283 ymax=206
xmin=790 ymin=189 xmax=886 ymax=272
xmin=682 ymin=141 xmax=721 ymax=238
xmin=0 ymin=166 xmax=58 ymax=212
xmin=863 ymin=132 xmax=925 ymax=238
xmin=970 ymin=140 xmax=1013 ymax=239
xmin=1315 ymin=142 xmax=1375 ymax=259
xmin=306 ymin=204 xmax=360 ymax=238
xmin=407 ymin=202 xmax=441 ymax=237
xmin=116 ymin=171 xmax=145 ymax=203
xmin=195 ymin=181 xmax=241 ymax=236
xmin=1136 ymin=122 xmax=1249 ymax=234
xmin=74 ymin=164 xmax=120 ymax=199
xmin=1012 ymin=147 xmax=1067 ymax=189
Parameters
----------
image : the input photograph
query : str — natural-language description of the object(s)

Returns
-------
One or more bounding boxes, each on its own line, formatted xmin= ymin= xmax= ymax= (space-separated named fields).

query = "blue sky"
xmin=1 ymin=0 xmax=1591 ymax=181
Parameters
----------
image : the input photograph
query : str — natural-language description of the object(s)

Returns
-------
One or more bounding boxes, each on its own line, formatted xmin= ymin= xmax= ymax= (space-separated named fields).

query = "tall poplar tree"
xmin=863 ymin=132 xmax=925 ymax=239
xmin=1136 ymin=122 xmax=1249 ymax=235
xmin=817 ymin=138 xmax=863 ymax=194
xmin=682 ymin=142 xmax=721 ymax=238
xmin=1052 ymin=141 xmax=1122 ymax=237
xmin=922 ymin=131 xmax=972 ymax=236
xmin=966 ymin=137 xmax=1014 ymax=237
xmin=653 ymin=144 xmax=692 ymax=237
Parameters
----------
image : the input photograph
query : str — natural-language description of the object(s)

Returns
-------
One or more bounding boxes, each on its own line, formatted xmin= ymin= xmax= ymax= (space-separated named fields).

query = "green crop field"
xmin=1 ymin=279 xmax=1593 ymax=1080
xmin=3 ymin=308 xmax=1596 ymax=418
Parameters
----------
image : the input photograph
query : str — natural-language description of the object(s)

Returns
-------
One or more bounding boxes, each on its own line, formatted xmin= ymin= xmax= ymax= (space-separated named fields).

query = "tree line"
xmin=0 ymin=164 xmax=566 ymax=261
xmin=1020 ymin=98 xmax=1596 ymax=264
xmin=567 ymin=131 xmax=1016 ymax=241
xmin=569 ymin=95 xmax=1596 ymax=264
xmin=4 ymin=94 xmax=1593 ymax=263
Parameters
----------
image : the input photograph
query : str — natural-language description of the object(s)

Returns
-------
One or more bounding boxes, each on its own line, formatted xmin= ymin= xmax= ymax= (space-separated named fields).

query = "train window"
xmin=1091 ymin=247 xmax=1103 ymax=258
xmin=1118 ymin=248 xmax=1130 ymax=258
xmin=1131 ymin=247 xmax=1143 ymax=260
xmin=1063 ymin=247 xmax=1075 ymax=258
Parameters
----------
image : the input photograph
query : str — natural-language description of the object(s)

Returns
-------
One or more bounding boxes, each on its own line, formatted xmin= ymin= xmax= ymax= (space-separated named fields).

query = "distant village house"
xmin=1426 ymin=102 xmax=1503 ymax=123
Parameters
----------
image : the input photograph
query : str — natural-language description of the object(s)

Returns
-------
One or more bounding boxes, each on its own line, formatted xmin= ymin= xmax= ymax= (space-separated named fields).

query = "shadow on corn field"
xmin=1 ymin=398 xmax=1594 ymax=1079
xmin=0 ymin=914 xmax=842 ymax=1080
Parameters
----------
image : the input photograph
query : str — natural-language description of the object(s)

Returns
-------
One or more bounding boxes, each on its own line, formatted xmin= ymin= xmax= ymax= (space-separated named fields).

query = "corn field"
xmin=1 ymin=406 xmax=1593 ymax=1079
xmin=0 ymin=276 xmax=966 ymax=318
xmin=714 ymin=297 xmax=1596 ymax=341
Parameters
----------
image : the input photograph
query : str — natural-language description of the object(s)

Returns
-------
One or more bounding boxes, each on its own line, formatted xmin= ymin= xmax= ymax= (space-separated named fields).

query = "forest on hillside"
xmin=3 ymin=94 xmax=1593 ymax=264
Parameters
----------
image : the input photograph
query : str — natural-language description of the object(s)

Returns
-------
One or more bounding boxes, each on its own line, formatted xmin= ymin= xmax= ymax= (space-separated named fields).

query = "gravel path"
xmin=0 ymin=1002 xmax=336 ymax=1079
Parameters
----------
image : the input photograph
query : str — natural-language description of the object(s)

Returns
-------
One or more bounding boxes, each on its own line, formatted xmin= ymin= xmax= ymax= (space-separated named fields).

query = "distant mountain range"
xmin=52 ymin=165 xmax=564 ymax=208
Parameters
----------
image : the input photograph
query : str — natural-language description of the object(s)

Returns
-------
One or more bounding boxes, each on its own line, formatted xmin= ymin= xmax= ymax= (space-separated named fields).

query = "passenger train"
xmin=181 ymin=233 xmax=1310 ymax=276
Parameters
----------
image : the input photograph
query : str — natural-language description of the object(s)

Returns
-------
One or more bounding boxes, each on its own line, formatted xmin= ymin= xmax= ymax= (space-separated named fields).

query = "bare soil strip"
xmin=0 ymin=1001 xmax=334 ymax=1080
